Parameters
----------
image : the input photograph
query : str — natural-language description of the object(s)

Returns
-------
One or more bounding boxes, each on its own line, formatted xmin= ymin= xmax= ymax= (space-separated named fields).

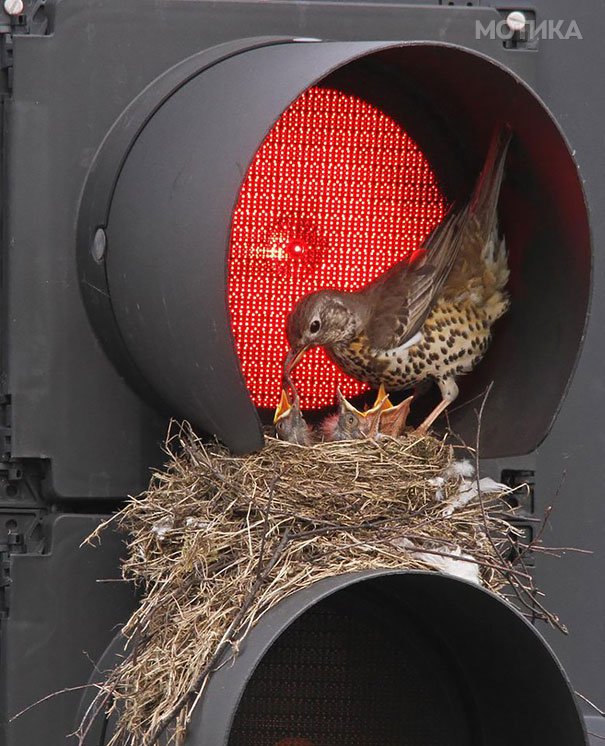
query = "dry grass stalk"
xmin=79 ymin=422 xmax=543 ymax=746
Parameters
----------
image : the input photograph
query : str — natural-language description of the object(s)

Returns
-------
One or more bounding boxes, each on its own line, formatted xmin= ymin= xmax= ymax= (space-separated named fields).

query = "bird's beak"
xmin=336 ymin=387 xmax=390 ymax=419
xmin=371 ymin=383 xmax=392 ymax=411
xmin=364 ymin=384 xmax=392 ymax=417
xmin=273 ymin=388 xmax=292 ymax=424
xmin=284 ymin=346 xmax=308 ymax=376
xmin=337 ymin=388 xmax=365 ymax=416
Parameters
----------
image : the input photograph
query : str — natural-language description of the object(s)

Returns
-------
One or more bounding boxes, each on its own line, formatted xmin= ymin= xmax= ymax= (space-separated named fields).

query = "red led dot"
xmin=228 ymin=86 xmax=446 ymax=411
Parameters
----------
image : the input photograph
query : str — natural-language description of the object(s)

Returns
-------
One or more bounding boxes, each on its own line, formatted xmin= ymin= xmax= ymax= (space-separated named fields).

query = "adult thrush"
xmin=284 ymin=126 xmax=511 ymax=432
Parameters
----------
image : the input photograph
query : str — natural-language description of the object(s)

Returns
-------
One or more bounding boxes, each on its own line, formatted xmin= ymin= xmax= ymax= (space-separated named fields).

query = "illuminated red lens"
xmin=228 ymin=87 xmax=446 ymax=411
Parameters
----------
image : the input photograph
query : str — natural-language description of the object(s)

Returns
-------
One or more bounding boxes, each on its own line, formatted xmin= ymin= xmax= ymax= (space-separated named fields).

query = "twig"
xmin=74 ymin=688 xmax=114 ymax=746
xmin=255 ymin=472 xmax=280 ymax=581
xmin=10 ymin=683 xmax=102 ymax=722
xmin=145 ymin=529 xmax=292 ymax=746
xmin=515 ymin=469 xmax=565 ymax=563
xmin=471 ymin=383 xmax=566 ymax=632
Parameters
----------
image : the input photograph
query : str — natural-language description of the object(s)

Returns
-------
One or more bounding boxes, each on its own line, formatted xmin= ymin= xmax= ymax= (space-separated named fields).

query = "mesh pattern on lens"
xmin=228 ymin=87 xmax=446 ymax=410
xmin=228 ymin=598 xmax=471 ymax=746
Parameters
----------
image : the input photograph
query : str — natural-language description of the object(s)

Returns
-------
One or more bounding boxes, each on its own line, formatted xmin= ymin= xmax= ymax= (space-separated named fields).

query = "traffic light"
xmin=1 ymin=0 xmax=603 ymax=744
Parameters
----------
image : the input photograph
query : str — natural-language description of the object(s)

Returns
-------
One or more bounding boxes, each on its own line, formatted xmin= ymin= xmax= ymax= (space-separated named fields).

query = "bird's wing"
xmin=442 ymin=126 xmax=512 ymax=300
xmin=365 ymin=204 xmax=467 ymax=351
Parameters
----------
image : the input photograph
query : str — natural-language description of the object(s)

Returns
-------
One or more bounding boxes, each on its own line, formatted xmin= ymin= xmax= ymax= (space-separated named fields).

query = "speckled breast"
xmin=326 ymin=300 xmax=494 ymax=391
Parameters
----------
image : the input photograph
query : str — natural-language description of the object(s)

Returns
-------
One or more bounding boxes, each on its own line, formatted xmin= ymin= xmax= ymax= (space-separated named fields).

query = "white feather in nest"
xmin=151 ymin=516 xmax=174 ymax=539
xmin=152 ymin=516 xmax=210 ymax=539
xmin=443 ymin=460 xmax=476 ymax=480
xmin=392 ymin=537 xmax=481 ymax=585
xmin=413 ymin=546 xmax=482 ymax=585
xmin=430 ymin=459 xmax=509 ymax=516
xmin=185 ymin=517 xmax=210 ymax=529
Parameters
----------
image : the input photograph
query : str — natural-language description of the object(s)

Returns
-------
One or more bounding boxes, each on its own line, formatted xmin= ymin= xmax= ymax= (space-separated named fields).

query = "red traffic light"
xmin=228 ymin=85 xmax=446 ymax=411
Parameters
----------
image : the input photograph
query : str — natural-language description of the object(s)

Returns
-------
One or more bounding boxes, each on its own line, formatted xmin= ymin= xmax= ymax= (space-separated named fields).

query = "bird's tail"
xmin=444 ymin=126 xmax=512 ymax=312
xmin=480 ymin=232 xmax=510 ymax=322
xmin=448 ymin=229 xmax=510 ymax=318
xmin=469 ymin=125 xmax=513 ymax=239
xmin=474 ymin=127 xmax=511 ymax=319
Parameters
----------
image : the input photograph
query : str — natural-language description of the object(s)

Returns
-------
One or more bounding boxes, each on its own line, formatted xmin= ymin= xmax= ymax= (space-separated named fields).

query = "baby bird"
xmin=376 ymin=389 xmax=414 ymax=437
xmin=321 ymin=387 xmax=389 ymax=441
xmin=273 ymin=388 xmax=313 ymax=445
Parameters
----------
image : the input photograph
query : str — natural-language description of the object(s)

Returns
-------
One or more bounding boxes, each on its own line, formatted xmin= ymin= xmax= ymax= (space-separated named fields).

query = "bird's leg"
xmin=416 ymin=377 xmax=459 ymax=435
xmin=416 ymin=400 xmax=449 ymax=436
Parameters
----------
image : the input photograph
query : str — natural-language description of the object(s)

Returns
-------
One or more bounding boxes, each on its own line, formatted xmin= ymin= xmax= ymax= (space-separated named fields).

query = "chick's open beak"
xmin=338 ymin=389 xmax=364 ymax=416
xmin=337 ymin=387 xmax=390 ymax=419
xmin=273 ymin=388 xmax=292 ymax=424
xmin=370 ymin=383 xmax=393 ymax=413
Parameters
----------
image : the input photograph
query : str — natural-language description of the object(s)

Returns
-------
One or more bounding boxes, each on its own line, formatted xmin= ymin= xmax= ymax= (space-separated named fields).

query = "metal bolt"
xmin=91 ymin=228 xmax=107 ymax=263
xmin=4 ymin=0 xmax=24 ymax=16
xmin=506 ymin=10 xmax=527 ymax=33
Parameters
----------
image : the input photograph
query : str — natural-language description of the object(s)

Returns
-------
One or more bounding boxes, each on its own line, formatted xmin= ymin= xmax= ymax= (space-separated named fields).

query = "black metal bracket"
xmin=501 ymin=468 xmax=536 ymax=567
xmin=0 ymin=508 xmax=46 ymax=617
xmin=0 ymin=394 xmax=12 ymax=465
xmin=0 ymin=399 xmax=48 ymax=620
xmin=0 ymin=394 xmax=25 ymax=492
xmin=0 ymin=0 xmax=48 ymax=93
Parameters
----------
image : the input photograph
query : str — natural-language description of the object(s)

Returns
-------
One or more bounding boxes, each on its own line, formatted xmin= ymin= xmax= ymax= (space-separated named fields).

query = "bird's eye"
xmin=346 ymin=413 xmax=357 ymax=426
xmin=309 ymin=319 xmax=321 ymax=334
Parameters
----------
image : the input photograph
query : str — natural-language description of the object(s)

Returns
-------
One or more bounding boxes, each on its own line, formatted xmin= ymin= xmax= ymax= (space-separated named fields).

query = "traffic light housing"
xmin=7 ymin=1 xmax=590 ymax=498
xmin=2 ymin=0 xmax=604 ymax=744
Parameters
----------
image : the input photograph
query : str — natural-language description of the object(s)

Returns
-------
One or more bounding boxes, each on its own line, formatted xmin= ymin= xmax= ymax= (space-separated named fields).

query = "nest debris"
xmin=80 ymin=422 xmax=558 ymax=746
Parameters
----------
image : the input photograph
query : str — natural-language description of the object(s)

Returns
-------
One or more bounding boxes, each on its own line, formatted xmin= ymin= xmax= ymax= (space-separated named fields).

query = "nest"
xmin=80 ymin=423 xmax=558 ymax=746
